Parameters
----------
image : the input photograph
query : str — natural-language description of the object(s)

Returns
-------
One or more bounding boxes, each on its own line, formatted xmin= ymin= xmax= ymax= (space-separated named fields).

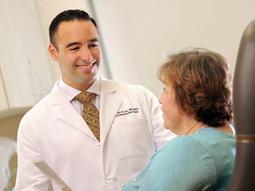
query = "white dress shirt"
xmin=58 ymin=77 xmax=101 ymax=115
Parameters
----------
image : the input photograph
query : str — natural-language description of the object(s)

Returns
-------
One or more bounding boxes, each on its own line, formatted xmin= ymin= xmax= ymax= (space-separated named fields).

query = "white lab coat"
xmin=15 ymin=78 xmax=174 ymax=191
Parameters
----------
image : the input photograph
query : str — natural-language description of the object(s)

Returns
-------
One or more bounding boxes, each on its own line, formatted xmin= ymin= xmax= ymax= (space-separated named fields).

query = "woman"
xmin=123 ymin=49 xmax=235 ymax=191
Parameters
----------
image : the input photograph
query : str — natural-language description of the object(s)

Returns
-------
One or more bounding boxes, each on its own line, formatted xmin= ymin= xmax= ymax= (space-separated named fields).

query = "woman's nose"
xmin=159 ymin=94 xmax=163 ymax=104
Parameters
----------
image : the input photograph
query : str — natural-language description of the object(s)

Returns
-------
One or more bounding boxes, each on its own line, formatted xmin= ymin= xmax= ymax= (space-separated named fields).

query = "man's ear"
xmin=48 ymin=43 xmax=58 ymax=61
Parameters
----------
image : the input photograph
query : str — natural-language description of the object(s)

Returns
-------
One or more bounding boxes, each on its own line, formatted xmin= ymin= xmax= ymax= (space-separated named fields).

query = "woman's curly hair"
xmin=158 ymin=48 xmax=232 ymax=127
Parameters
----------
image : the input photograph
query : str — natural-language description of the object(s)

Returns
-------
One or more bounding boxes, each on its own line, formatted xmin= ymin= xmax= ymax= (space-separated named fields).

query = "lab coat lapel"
xmin=100 ymin=80 xmax=122 ymax=143
xmin=49 ymin=83 xmax=95 ymax=139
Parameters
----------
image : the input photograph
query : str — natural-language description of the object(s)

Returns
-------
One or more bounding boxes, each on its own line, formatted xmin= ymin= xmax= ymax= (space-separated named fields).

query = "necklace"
xmin=185 ymin=121 xmax=200 ymax=135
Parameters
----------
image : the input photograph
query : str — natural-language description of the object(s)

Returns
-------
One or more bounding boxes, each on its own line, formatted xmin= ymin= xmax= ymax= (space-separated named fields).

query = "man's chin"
xmin=80 ymin=75 xmax=96 ymax=83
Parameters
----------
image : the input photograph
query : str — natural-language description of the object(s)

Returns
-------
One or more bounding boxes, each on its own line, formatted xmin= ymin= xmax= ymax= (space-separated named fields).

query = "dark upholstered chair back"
xmin=229 ymin=20 xmax=255 ymax=190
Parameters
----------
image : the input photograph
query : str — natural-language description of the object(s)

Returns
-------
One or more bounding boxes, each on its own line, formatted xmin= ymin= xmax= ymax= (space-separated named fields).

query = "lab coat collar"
xmin=49 ymin=77 xmax=123 ymax=142
xmin=99 ymin=78 xmax=123 ymax=143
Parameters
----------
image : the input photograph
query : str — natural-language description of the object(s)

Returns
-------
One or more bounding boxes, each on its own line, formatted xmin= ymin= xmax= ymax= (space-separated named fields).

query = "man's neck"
xmin=61 ymin=78 xmax=96 ymax=91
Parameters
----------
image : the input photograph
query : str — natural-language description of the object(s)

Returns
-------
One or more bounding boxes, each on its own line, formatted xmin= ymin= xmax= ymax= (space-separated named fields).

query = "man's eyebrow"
xmin=65 ymin=38 xmax=99 ymax=48
xmin=66 ymin=42 xmax=80 ymax=48
xmin=89 ymin=38 xmax=99 ymax=43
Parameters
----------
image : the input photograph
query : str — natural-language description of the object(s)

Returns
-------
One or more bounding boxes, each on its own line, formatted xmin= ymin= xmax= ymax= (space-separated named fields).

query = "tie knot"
xmin=75 ymin=92 xmax=96 ymax=104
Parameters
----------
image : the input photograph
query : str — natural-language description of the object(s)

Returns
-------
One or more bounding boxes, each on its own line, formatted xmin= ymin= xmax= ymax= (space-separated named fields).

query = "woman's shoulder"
xmin=191 ymin=128 xmax=235 ymax=147
xmin=153 ymin=128 xmax=235 ymax=167
xmin=154 ymin=135 xmax=210 ymax=162
xmin=163 ymin=134 xmax=206 ymax=150
xmin=145 ymin=135 xmax=218 ymax=190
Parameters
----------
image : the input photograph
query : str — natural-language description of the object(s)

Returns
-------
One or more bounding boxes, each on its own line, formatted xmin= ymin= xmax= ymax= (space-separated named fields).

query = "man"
xmin=15 ymin=9 xmax=174 ymax=191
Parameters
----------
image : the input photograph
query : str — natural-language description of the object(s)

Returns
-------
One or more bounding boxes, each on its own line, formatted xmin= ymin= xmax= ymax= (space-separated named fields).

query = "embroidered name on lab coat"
xmin=115 ymin=108 xmax=139 ymax=117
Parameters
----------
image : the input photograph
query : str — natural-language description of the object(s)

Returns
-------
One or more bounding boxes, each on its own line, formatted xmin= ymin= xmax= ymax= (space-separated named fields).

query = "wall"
xmin=94 ymin=0 xmax=255 ymax=95
xmin=0 ymin=0 xmax=54 ymax=108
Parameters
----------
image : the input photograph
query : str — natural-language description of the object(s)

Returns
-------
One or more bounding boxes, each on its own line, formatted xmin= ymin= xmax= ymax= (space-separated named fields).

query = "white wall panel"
xmin=94 ymin=0 xmax=255 ymax=95
xmin=0 ymin=0 xmax=53 ymax=108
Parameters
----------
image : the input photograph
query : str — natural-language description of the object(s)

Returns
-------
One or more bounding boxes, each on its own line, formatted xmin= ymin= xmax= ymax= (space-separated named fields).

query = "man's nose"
xmin=80 ymin=46 xmax=93 ymax=62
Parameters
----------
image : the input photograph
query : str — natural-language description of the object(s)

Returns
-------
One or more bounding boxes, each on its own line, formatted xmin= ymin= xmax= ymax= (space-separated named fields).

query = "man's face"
xmin=48 ymin=20 xmax=101 ymax=90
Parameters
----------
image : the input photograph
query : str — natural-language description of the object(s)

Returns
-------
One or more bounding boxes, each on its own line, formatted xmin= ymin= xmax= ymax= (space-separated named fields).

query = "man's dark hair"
xmin=49 ymin=9 xmax=97 ymax=46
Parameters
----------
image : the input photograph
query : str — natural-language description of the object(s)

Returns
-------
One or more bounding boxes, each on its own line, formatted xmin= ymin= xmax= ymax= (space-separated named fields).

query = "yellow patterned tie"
xmin=75 ymin=92 xmax=100 ymax=141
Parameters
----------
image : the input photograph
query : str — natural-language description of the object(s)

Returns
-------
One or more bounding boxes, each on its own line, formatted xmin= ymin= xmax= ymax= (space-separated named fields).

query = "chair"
xmin=0 ymin=137 xmax=17 ymax=191
xmin=228 ymin=20 xmax=255 ymax=190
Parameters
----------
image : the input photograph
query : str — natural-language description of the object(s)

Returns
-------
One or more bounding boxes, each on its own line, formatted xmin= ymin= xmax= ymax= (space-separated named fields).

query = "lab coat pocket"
xmin=116 ymin=118 xmax=152 ymax=160
xmin=113 ymin=118 xmax=153 ymax=180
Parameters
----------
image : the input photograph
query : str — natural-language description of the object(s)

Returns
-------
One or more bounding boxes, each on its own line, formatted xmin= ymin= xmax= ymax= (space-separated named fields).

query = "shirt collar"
xmin=58 ymin=76 xmax=101 ymax=102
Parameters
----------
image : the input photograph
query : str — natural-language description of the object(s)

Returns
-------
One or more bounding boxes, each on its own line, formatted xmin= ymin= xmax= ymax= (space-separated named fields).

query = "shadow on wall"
xmin=0 ymin=107 xmax=31 ymax=190
xmin=0 ymin=137 xmax=17 ymax=191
